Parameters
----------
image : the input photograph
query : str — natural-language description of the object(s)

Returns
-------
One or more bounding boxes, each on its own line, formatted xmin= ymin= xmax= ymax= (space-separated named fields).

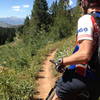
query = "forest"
xmin=0 ymin=27 xmax=16 ymax=44
xmin=0 ymin=0 xmax=82 ymax=100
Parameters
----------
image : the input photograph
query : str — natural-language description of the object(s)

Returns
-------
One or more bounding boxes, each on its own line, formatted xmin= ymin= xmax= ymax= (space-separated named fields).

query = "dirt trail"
xmin=34 ymin=50 xmax=56 ymax=100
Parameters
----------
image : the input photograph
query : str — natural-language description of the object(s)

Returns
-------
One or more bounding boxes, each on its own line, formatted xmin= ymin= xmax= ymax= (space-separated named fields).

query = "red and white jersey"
xmin=77 ymin=15 xmax=94 ymax=42
xmin=75 ymin=13 xmax=100 ymax=77
xmin=77 ymin=14 xmax=100 ymax=48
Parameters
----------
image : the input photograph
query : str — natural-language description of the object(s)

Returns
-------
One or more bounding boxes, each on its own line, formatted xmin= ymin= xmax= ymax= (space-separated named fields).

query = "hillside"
xmin=0 ymin=21 xmax=12 ymax=28
xmin=0 ymin=0 xmax=80 ymax=99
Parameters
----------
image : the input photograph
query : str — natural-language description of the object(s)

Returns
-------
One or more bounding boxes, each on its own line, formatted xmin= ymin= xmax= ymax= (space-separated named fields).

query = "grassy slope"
xmin=0 ymin=34 xmax=76 ymax=100
xmin=51 ymin=34 xmax=76 ymax=77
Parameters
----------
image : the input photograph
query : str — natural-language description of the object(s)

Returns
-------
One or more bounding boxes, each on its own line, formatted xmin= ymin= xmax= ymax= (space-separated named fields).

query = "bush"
xmin=55 ymin=35 xmax=75 ymax=61
xmin=0 ymin=32 xmax=64 ymax=99
xmin=0 ymin=68 xmax=34 ymax=100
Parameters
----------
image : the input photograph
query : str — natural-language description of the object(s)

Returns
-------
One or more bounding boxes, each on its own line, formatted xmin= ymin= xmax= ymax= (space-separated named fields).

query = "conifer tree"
xmin=50 ymin=0 xmax=58 ymax=18
xmin=24 ymin=16 xmax=30 ymax=26
xmin=71 ymin=1 xmax=82 ymax=28
xmin=49 ymin=0 xmax=58 ymax=26
xmin=31 ymin=0 xmax=50 ymax=32
xmin=22 ymin=16 xmax=30 ymax=34
xmin=50 ymin=0 xmax=71 ymax=39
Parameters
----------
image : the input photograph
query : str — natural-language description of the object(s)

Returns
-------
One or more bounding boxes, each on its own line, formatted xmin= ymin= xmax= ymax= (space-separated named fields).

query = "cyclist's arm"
xmin=63 ymin=39 xmax=93 ymax=66
xmin=63 ymin=15 xmax=94 ymax=66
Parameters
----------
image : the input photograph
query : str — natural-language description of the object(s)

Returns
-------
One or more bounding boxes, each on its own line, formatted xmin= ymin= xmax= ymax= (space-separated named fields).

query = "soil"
xmin=34 ymin=50 xmax=57 ymax=100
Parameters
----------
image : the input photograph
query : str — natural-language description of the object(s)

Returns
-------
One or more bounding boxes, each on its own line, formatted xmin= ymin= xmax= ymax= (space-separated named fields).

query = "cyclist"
xmin=53 ymin=0 xmax=100 ymax=100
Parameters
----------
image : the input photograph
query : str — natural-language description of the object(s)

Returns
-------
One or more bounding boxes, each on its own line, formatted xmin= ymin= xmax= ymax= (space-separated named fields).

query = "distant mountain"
xmin=0 ymin=21 xmax=12 ymax=28
xmin=0 ymin=17 xmax=25 ymax=25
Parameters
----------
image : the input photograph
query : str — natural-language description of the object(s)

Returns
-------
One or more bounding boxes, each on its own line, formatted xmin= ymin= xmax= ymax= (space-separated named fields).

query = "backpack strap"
xmin=91 ymin=16 xmax=97 ymax=31
xmin=90 ymin=13 xmax=99 ymax=32
xmin=88 ymin=12 xmax=100 ymax=77
xmin=90 ymin=12 xmax=100 ymax=32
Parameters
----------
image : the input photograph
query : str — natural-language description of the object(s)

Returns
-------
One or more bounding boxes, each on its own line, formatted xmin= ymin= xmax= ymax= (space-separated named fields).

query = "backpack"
xmin=88 ymin=12 xmax=100 ymax=77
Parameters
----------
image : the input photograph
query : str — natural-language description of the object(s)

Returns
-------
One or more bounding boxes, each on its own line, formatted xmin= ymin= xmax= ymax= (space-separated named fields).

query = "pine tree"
xmin=50 ymin=0 xmax=58 ymax=18
xmin=71 ymin=1 xmax=82 ymax=28
xmin=22 ymin=16 xmax=30 ymax=34
xmin=50 ymin=0 xmax=71 ymax=39
xmin=48 ymin=0 xmax=58 ymax=28
xmin=31 ymin=0 xmax=50 ymax=32
xmin=24 ymin=16 xmax=30 ymax=26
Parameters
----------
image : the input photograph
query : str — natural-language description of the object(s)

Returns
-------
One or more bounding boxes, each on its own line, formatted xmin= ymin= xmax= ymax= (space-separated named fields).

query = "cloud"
xmin=23 ymin=5 xmax=30 ymax=8
xmin=69 ymin=0 xmax=73 ymax=6
xmin=12 ymin=5 xmax=21 ymax=12
xmin=13 ymin=8 xmax=21 ymax=12
xmin=12 ymin=4 xmax=30 ymax=12
xmin=12 ymin=5 xmax=20 ymax=9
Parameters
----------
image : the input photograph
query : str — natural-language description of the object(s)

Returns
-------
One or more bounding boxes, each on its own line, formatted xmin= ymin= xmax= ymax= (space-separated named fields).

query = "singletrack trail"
xmin=34 ymin=50 xmax=57 ymax=100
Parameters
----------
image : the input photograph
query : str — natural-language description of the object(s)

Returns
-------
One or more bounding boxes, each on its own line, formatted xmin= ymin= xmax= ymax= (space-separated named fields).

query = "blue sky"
xmin=0 ymin=0 xmax=77 ymax=18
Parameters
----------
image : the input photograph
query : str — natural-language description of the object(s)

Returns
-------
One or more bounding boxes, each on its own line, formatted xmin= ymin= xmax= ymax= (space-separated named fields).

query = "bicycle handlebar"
xmin=50 ymin=59 xmax=66 ymax=73
xmin=49 ymin=60 xmax=57 ymax=65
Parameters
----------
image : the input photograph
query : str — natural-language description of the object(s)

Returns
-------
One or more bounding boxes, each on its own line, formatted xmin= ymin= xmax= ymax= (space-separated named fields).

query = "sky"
xmin=0 ymin=0 xmax=77 ymax=18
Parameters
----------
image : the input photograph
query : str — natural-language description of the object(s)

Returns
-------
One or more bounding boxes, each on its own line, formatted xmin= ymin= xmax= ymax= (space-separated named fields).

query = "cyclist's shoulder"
xmin=78 ymin=14 xmax=92 ymax=23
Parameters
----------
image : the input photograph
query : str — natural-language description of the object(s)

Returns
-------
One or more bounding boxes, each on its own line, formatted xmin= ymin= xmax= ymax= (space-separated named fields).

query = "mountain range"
xmin=0 ymin=21 xmax=12 ymax=28
xmin=0 ymin=17 xmax=25 ymax=27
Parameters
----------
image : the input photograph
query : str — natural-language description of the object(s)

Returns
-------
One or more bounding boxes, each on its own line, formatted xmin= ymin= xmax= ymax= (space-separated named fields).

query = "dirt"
xmin=34 ymin=50 xmax=57 ymax=100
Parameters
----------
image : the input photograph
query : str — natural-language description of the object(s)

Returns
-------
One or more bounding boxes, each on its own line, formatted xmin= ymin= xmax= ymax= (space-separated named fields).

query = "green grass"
xmin=52 ymin=35 xmax=76 ymax=77
xmin=0 ymin=36 xmax=68 ymax=100
xmin=55 ymin=35 xmax=76 ymax=60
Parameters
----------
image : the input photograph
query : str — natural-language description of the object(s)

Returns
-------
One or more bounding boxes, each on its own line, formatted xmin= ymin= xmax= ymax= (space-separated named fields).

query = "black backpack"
xmin=88 ymin=12 xmax=100 ymax=77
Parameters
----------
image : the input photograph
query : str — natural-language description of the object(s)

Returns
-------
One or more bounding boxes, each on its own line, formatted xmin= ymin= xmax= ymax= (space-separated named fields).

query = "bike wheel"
xmin=46 ymin=87 xmax=56 ymax=100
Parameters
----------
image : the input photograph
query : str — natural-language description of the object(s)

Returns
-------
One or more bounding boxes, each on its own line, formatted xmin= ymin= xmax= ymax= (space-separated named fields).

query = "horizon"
xmin=0 ymin=16 xmax=25 ymax=19
xmin=0 ymin=0 xmax=77 ymax=18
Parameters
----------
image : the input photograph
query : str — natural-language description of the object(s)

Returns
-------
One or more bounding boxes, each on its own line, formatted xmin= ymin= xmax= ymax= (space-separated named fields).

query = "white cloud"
xmin=13 ymin=8 xmax=21 ymax=12
xmin=23 ymin=5 xmax=30 ymax=8
xmin=69 ymin=0 xmax=73 ymax=6
xmin=11 ymin=4 xmax=30 ymax=12
xmin=12 ymin=5 xmax=21 ymax=12
xmin=12 ymin=5 xmax=20 ymax=9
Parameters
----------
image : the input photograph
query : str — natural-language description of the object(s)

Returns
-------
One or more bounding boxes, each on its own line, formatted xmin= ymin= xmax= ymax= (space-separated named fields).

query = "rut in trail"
xmin=34 ymin=50 xmax=56 ymax=100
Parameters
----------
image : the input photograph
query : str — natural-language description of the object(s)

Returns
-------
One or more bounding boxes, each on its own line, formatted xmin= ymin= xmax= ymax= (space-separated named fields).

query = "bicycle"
xmin=45 ymin=60 xmax=90 ymax=100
